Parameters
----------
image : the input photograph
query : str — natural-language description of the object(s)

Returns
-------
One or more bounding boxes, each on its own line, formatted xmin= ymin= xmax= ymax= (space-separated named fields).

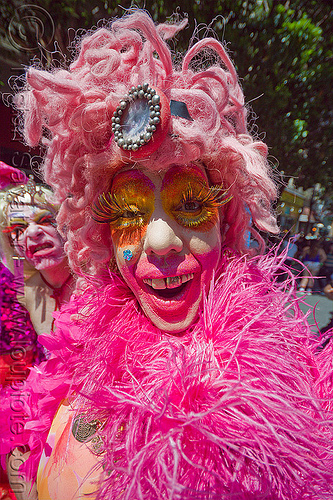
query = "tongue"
xmin=33 ymin=245 xmax=53 ymax=256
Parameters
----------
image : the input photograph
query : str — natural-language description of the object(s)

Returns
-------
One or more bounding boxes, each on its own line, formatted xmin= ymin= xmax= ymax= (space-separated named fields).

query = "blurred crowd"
xmin=267 ymin=233 xmax=333 ymax=339
xmin=264 ymin=231 xmax=333 ymax=295
xmin=286 ymin=234 xmax=333 ymax=294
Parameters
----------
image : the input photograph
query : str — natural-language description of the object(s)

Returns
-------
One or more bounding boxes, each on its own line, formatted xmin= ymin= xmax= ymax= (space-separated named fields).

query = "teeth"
xmin=180 ymin=273 xmax=194 ymax=285
xmin=151 ymin=278 xmax=166 ymax=290
xmin=166 ymin=276 xmax=182 ymax=288
xmin=32 ymin=243 xmax=50 ymax=254
xmin=143 ymin=273 xmax=194 ymax=290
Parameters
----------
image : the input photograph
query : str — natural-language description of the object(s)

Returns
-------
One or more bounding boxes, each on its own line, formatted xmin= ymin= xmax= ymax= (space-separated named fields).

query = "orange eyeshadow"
xmin=161 ymin=165 xmax=227 ymax=232
xmin=93 ymin=170 xmax=155 ymax=247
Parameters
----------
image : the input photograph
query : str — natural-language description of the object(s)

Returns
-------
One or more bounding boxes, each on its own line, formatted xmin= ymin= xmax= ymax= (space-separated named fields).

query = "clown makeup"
xmin=93 ymin=170 xmax=155 ymax=247
xmin=160 ymin=165 xmax=230 ymax=231
xmin=5 ymin=204 xmax=66 ymax=271
xmin=96 ymin=164 xmax=229 ymax=333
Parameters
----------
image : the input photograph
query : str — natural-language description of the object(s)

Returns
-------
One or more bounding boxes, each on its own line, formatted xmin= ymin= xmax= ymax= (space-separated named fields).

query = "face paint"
xmin=93 ymin=170 xmax=155 ymax=248
xmin=5 ymin=204 xmax=66 ymax=271
xmin=105 ymin=164 xmax=225 ymax=334
xmin=161 ymin=164 xmax=229 ymax=232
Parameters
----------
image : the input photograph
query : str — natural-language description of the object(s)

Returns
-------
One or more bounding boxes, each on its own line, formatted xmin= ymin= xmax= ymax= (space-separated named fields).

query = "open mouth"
xmin=30 ymin=242 xmax=54 ymax=256
xmin=143 ymin=273 xmax=194 ymax=299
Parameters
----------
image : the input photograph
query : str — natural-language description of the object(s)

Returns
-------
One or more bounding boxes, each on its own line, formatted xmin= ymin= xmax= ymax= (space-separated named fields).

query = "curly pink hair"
xmin=14 ymin=10 xmax=278 ymax=274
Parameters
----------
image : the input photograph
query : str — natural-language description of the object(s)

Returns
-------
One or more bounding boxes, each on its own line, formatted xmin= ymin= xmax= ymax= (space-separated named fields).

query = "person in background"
xmin=294 ymin=232 xmax=306 ymax=258
xmin=0 ymin=164 xmax=44 ymax=500
xmin=0 ymin=163 xmax=75 ymax=337
xmin=298 ymin=238 xmax=326 ymax=293
xmin=3 ymin=10 xmax=333 ymax=499
xmin=283 ymin=234 xmax=299 ymax=264
xmin=0 ymin=162 xmax=75 ymax=498
xmin=321 ymin=240 xmax=333 ymax=287
xmin=275 ymin=234 xmax=299 ymax=284
xmin=314 ymin=276 xmax=333 ymax=349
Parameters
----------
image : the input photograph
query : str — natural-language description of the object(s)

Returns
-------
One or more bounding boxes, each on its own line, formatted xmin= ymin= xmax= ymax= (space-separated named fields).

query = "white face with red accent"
xmin=107 ymin=164 xmax=222 ymax=333
xmin=6 ymin=204 xmax=66 ymax=271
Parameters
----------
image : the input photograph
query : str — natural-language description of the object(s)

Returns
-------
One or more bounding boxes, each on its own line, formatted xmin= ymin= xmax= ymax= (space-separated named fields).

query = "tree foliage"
xmin=0 ymin=0 xmax=332 ymax=190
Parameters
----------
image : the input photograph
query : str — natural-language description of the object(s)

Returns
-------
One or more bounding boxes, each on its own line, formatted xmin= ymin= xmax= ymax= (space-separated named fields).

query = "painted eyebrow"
xmin=112 ymin=169 xmax=155 ymax=190
xmin=161 ymin=171 xmax=208 ymax=192
xmin=7 ymin=217 xmax=27 ymax=225
xmin=33 ymin=210 xmax=55 ymax=223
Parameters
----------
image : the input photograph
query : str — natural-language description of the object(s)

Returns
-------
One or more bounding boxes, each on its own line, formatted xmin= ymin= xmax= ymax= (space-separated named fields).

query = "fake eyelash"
xmin=92 ymin=184 xmax=232 ymax=231
xmin=179 ymin=184 xmax=232 ymax=209
xmin=92 ymin=193 xmax=145 ymax=226
xmin=172 ymin=184 xmax=232 ymax=230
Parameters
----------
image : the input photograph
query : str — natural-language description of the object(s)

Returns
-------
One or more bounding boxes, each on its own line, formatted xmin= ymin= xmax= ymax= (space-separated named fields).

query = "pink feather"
xmin=3 ymin=252 xmax=333 ymax=498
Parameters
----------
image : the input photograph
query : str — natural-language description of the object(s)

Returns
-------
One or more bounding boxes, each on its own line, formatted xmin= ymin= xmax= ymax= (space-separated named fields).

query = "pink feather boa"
xmin=316 ymin=335 xmax=333 ymax=410
xmin=3 ymin=252 xmax=333 ymax=499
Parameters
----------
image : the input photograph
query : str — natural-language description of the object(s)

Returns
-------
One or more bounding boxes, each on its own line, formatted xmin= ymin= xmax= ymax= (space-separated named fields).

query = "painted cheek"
xmin=110 ymin=224 xmax=147 ymax=248
xmin=199 ymin=245 xmax=220 ymax=268
xmin=107 ymin=174 xmax=155 ymax=248
xmin=189 ymin=231 xmax=222 ymax=280
xmin=112 ymin=225 xmax=148 ymax=269
xmin=189 ymin=231 xmax=221 ymax=255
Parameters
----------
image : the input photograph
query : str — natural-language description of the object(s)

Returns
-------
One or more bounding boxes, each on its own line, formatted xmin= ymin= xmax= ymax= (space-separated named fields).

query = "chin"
xmin=141 ymin=302 xmax=199 ymax=334
xmin=30 ymin=255 xmax=66 ymax=271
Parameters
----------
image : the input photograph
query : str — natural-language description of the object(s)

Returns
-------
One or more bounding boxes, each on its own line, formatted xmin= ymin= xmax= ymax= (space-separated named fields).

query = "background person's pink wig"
xmin=14 ymin=10 xmax=279 ymax=275
xmin=0 ymin=161 xmax=28 ymax=189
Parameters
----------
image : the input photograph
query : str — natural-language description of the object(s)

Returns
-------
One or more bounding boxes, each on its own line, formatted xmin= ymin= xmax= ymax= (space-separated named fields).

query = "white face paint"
xmin=105 ymin=163 xmax=223 ymax=333
xmin=6 ymin=204 xmax=66 ymax=271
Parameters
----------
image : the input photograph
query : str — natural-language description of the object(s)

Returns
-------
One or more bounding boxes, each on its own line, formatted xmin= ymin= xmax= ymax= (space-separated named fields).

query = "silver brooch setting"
xmin=112 ymin=84 xmax=161 ymax=151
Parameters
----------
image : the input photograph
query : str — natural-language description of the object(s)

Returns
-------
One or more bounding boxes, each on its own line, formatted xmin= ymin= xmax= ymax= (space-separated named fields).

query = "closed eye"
xmin=37 ymin=214 xmax=56 ymax=226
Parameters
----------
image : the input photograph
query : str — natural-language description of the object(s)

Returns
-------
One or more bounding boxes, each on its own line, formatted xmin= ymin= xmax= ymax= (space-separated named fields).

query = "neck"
xmin=39 ymin=259 xmax=71 ymax=288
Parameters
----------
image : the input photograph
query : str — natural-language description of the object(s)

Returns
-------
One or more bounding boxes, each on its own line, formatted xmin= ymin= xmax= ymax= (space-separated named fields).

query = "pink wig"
xmin=14 ymin=10 xmax=278 ymax=274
